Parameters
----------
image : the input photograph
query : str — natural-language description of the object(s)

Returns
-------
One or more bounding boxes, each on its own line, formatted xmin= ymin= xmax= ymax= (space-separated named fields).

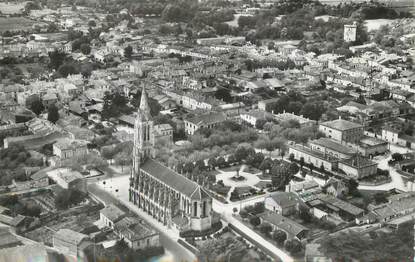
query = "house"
xmin=323 ymin=178 xmax=348 ymax=198
xmin=240 ymin=110 xmax=271 ymax=127
xmin=365 ymin=192 xmax=415 ymax=228
xmin=114 ymin=217 xmax=160 ymax=250
xmin=258 ymin=98 xmax=279 ymax=112
xmin=259 ymin=211 xmax=309 ymax=240
xmin=338 ymin=154 xmax=377 ymax=179
xmin=358 ymin=137 xmax=388 ymax=157
xmin=319 ymin=118 xmax=364 ymax=144
xmin=264 ymin=192 xmax=301 ymax=215
xmin=381 ymin=127 xmax=415 ymax=150
xmin=47 ymin=169 xmax=86 ymax=192
xmin=184 ymin=112 xmax=226 ymax=135
xmin=286 ymin=180 xmax=323 ymax=202
xmin=0 ymin=228 xmax=22 ymax=249
xmin=53 ymin=139 xmax=88 ymax=160
xmin=154 ymin=124 xmax=173 ymax=142
xmin=42 ymin=92 xmax=58 ymax=108
xmin=0 ymin=214 xmax=28 ymax=233
xmin=53 ymin=229 xmax=92 ymax=259
xmin=308 ymin=195 xmax=364 ymax=221
xmin=99 ymin=205 xmax=126 ymax=229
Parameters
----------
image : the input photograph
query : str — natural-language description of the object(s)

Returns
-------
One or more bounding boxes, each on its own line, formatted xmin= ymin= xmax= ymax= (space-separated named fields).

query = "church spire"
xmin=139 ymin=86 xmax=151 ymax=119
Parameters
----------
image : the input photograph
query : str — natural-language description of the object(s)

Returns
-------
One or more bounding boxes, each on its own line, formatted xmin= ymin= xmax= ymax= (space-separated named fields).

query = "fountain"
xmin=230 ymin=165 xmax=246 ymax=182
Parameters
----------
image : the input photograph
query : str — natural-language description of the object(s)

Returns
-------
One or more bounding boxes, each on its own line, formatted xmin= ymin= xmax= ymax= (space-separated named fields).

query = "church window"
xmin=193 ymin=202 xmax=197 ymax=216
xmin=202 ymin=201 xmax=207 ymax=217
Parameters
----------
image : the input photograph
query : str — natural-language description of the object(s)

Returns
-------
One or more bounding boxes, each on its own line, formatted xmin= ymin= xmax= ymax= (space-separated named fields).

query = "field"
xmin=0 ymin=17 xmax=37 ymax=33
xmin=0 ymin=2 xmax=26 ymax=15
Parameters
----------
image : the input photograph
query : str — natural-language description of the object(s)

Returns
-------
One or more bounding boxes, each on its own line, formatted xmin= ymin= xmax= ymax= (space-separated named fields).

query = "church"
xmin=129 ymin=87 xmax=213 ymax=232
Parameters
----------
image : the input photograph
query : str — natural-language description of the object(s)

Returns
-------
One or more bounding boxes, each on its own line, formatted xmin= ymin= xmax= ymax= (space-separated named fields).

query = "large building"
xmin=319 ymin=118 xmax=364 ymax=144
xmin=129 ymin=88 xmax=213 ymax=233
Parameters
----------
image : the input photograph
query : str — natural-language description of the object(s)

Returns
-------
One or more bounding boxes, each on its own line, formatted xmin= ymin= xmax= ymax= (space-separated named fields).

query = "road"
xmin=88 ymin=177 xmax=197 ymax=262
xmin=213 ymin=198 xmax=294 ymax=262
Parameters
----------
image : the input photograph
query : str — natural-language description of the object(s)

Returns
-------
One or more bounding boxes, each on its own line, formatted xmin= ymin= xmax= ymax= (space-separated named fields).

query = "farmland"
xmin=0 ymin=17 xmax=38 ymax=33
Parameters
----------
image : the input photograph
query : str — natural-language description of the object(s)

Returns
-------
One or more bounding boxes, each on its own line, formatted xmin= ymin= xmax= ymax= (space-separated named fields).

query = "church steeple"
xmin=139 ymin=86 xmax=152 ymax=120
xmin=132 ymin=86 xmax=155 ymax=173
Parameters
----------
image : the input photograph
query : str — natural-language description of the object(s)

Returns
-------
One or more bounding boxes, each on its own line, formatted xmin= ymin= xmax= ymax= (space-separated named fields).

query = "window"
xmin=193 ymin=202 xmax=197 ymax=216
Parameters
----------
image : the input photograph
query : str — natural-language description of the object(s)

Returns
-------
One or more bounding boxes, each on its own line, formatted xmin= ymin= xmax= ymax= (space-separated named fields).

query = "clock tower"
xmin=344 ymin=22 xmax=357 ymax=43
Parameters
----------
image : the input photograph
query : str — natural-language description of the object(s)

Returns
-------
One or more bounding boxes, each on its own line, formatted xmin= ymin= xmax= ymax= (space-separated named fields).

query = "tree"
xmin=259 ymin=222 xmax=272 ymax=236
xmin=28 ymin=97 xmax=44 ymax=115
xmin=47 ymin=104 xmax=59 ymax=123
xmin=216 ymin=156 xmax=226 ymax=168
xmin=88 ymin=20 xmax=96 ymax=27
xmin=214 ymin=88 xmax=232 ymax=103
xmin=347 ymin=178 xmax=359 ymax=195
xmin=249 ymin=216 xmax=261 ymax=227
xmin=124 ymin=45 xmax=133 ymax=59
xmin=55 ymin=189 xmax=86 ymax=209
xmin=272 ymin=230 xmax=287 ymax=244
xmin=391 ymin=153 xmax=404 ymax=162
xmin=285 ymin=239 xmax=302 ymax=254
xmin=208 ymin=158 xmax=217 ymax=170
xmin=298 ymin=205 xmax=312 ymax=223
xmin=48 ymin=50 xmax=66 ymax=70
xmin=299 ymin=157 xmax=305 ymax=170
xmin=289 ymin=162 xmax=299 ymax=176
xmin=271 ymin=163 xmax=291 ymax=189
xmin=80 ymin=43 xmax=91 ymax=55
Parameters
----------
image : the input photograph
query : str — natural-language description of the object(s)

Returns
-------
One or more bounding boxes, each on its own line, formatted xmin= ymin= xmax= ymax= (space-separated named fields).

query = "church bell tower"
xmin=132 ymin=86 xmax=155 ymax=174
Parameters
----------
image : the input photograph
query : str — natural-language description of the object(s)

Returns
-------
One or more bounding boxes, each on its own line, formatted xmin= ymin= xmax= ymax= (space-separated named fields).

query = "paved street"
xmin=358 ymin=154 xmax=406 ymax=191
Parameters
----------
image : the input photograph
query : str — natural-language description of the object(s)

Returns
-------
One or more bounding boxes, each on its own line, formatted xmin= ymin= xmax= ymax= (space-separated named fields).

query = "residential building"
xmin=264 ymin=192 xmax=301 ymax=215
xmin=273 ymin=111 xmax=316 ymax=128
xmin=259 ymin=211 xmax=309 ymax=240
xmin=338 ymin=154 xmax=377 ymax=179
xmin=53 ymin=229 xmax=92 ymax=259
xmin=184 ymin=112 xmax=226 ymax=135
xmin=47 ymin=169 xmax=86 ymax=192
xmin=114 ymin=217 xmax=161 ymax=250
xmin=319 ymin=118 xmax=364 ymax=144
xmin=99 ymin=205 xmax=126 ymax=229
xmin=53 ymin=139 xmax=88 ymax=160
xmin=154 ymin=124 xmax=173 ymax=142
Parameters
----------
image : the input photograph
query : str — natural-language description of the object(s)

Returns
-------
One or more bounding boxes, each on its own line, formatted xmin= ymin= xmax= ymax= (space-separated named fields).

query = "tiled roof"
xmin=100 ymin=205 xmax=125 ymax=223
xmin=54 ymin=229 xmax=88 ymax=245
xmin=259 ymin=212 xmax=308 ymax=238
xmin=340 ymin=154 xmax=376 ymax=168
xmin=310 ymin=138 xmax=356 ymax=156
xmin=141 ymin=158 xmax=207 ymax=199
xmin=185 ymin=112 xmax=226 ymax=126
xmin=268 ymin=192 xmax=300 ymax=208
xmin=320 ymin=119 xmax=362 ymax=131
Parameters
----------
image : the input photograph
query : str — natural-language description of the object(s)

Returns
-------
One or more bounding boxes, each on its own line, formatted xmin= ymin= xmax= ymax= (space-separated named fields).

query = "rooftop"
xmin=185 ymin=112 xmax=226 ymax=126
xmin=320 ymin=119 xmax=362 ymax=131
xmin=310 ymin=138 xmax=356 ymax=156
xmin=100 ymin=205 xmax=125 ymax=223
xmin=141 ymin=158 xmax=210 ymax=199
xmin=54 ymin=229 xmax=89 ymax=245
xmin=259 ymin=212 xmax=309 ymax=238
